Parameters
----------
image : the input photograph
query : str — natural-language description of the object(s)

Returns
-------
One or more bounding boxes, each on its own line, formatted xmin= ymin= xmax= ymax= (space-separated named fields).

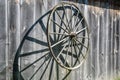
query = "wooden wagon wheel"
xmin=47 ymin=2 xmax=89 ymax=70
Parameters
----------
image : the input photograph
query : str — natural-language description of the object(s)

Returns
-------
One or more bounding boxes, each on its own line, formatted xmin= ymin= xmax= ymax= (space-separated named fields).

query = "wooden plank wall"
xmin=0 ymin=0 xmax=120 ymax=80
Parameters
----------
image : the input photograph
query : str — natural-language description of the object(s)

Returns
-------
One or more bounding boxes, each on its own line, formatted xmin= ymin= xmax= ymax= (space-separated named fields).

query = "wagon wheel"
xmin=13 ymin=9 xmax=71 ymax=80
xmin=47 ymin=2 xmax=89 ymax=70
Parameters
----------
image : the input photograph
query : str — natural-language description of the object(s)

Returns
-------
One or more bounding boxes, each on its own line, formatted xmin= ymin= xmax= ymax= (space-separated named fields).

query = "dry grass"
xmin=113 ymin=76 xmax=120 ymax=80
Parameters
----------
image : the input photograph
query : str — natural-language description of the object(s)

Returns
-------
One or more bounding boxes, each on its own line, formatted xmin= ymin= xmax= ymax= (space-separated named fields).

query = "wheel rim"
xmin=47 ymin=2 xmax=89 ymax=70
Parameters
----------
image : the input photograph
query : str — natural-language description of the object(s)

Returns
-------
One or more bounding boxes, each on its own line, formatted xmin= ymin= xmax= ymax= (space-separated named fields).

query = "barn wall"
xmin=0 ymin=0 xmax=120 ymax=80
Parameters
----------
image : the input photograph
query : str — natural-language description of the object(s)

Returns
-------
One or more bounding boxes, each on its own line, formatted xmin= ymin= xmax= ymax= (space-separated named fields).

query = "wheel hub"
xmin=69 ymin=32 xmax=76 ymax=38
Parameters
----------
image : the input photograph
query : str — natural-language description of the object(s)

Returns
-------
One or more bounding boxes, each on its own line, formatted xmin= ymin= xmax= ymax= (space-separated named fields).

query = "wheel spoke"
xmin=49 ymin=32 xmax=67 ymax=36
xmin=20 ymin=53 xmax=49 ymax=72
xmin=71 ymin=40 xmax=73 ymax=67
xmin=59 ymin=54 xmax=70 ymax=67
xmin=75 ymin=17 xmax=84 ymax=29
xmin=68 ymin=4 xmax=74 ymax=30
xmin=73 ymin=40 xmax=80 ymax=63
xmin=49 ymin=59 xmax=54 ymax=80
xmin=74 ymin=39 xmax=85 ymax=58
xmin=73 ymin=9 xmax=80 ymax=31
xmin=62 ymin=70 xmax=71 ymax=80
xmin=62 ymin=50 xmax=77 ymax=58
xmin=64 ymin=40 xmax=70 ymax=65
xmin=29 ymin=58 xmax=48 ymax=80
xmin=51 ymin=37 xmax=67 ymax=48
xmin=55 ymin=10 xmax=70 ymax=31
xmin=76 ymin=36 xmax=89 ymax=39
xmin=51 ymin=19 xmax=69 ymax=33
xmin=59 ymin=29 xmax=68 ymax=41
xmin=26 ymin=36 xmax=48 ymax=47
xmin=19 ymin=48 xmax=49 ymax=57
xmin=74 ymin=38 xmax=88 ymax=49
xmin=68 ymin=14 xmax=74 ymax=25
xmin=62 ymin=3 xmax=69 ymax=27
xmin=76 ymin=27 xmax=87 ymax=35
xmin=61 ymin=39 xmax=69 ymax=46
xmin=57 ymin=11 xmax=65 ymax=41
xmin=57 ymin=42 xmax=68 ymax=58
xmin=39 ymin=58 xmax=52 ymax=80
xmin=75 ymin=18 xmax=84 ymax=31
xmin=53 ymin=12 xmax=57 ymax=41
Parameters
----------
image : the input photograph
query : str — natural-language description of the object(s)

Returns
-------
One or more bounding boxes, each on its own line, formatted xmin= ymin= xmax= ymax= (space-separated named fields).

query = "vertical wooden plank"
xmin=113 ymin=12 xmax=119 ymax=77
xmin=20 ymin=0 xmax=36 ymax=79
xmin=9 ymin=1 xmax=21 ymax=80
xmin=5 ymin=0 xmax=8 ymax=79
xmin=5 ymin=0 xmax=10 ymax=79
xmin=99 ymin=11 xmax=105 ymax=80
xmin=0 ymin=0 xmax=6 ymax=80
xmin=118 ymin=15 xmax=120 ymax=77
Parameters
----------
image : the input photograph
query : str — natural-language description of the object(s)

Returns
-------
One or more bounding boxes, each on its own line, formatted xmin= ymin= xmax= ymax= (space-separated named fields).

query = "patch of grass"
xmin=114 ymin=76 xmax=120 ymax=80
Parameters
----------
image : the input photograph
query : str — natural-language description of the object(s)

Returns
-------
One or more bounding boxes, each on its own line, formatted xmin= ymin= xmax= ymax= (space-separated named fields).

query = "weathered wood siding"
xmin=0 ymin=0 xmax=120 ymax=80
